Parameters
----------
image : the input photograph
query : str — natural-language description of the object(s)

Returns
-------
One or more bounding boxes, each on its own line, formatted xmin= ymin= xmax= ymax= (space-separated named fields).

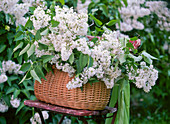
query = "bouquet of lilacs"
xmin=16 ymin=4 xmax=158 ymax=93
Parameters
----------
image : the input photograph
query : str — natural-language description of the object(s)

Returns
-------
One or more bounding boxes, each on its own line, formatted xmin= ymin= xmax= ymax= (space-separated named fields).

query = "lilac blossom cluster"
xmin=117 ymin=0 xmax=150 ymax=32
xmin=128 ymin=62 xmax=158 ymax=92
xmin=33 ymin=6 xmax=88 ymax=77
xmin=0 ymin=60 xmax=24 ymax=84
xmin=117 ymin=0 xmax=170 ymax=32
xmin=0 ymin=95 xmax=21 ymax=113
xmin=0 ymin=98 xmax=8 ymax=113
xmin=0 ymin=0 xmax=46 ymax=26
xmin=66 ymin=31 xmax=123 ymax=89
xmin=30 ymin=111 xmax=49 ymax=124
xmin=77 ymin=0 xmax=91 ymax=13
xmin=145 ymin=1 xmax=170 ymax=31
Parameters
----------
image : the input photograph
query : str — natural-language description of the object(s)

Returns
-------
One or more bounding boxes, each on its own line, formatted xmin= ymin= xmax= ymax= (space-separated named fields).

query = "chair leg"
xmin=94 ymin=115 xmax=104 ymax=124
xmin=58 ymin=115 xmax=66 ymax=124
xmin=35 ymin=108 xmax=45 ymax=124
xmin=78 ymin=116 xmax=88 ymax=124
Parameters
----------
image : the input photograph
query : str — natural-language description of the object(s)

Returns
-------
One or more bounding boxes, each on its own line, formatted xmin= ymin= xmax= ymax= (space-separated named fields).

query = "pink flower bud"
xmin=87 ymin=35 xmax=102 ymax=41
xmin=129 ymin=39 xmax=141 ymax=49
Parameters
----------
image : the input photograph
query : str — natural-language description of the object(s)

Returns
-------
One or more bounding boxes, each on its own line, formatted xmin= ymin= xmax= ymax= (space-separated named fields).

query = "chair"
xmin=24 ymin=100 xmax=117 ymax=124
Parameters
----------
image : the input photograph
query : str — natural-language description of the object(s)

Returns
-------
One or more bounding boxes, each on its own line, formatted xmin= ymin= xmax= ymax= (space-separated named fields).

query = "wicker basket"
xmin=34 ymin=69 xmax=111 ymax=110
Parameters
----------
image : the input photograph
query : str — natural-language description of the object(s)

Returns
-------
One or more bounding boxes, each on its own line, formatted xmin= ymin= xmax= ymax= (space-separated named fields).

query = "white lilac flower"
xmin=42 ymin=111 xmax=49 ymax=120
xmin=30 ymin=111 xmax=49 ymax=124
xmin=129 ymin=62 xmax=158 ymax=92
xmin=117 ymin=0 xmax=170 ymax=32
xmin=0 ymin=73 xmax=8 ymax=84
xmin=0 ymin=0 xmax=33 ymax=26
xmin=0 ymin=98 xmax=9 ymax=113
xmin=145 ymin=1 xmax=170 ymax=31
xmin=117 ymin=0 xmax=150 ymax=31
xmin=0 ymin=60 xmax=24 ymax=75
xmin=62 ymin=63 xmax=75 ymax=77
xmin=10 ymin=95 xmax=21 ymax=108
xmin=30 ymin=6 xmax=51 ymax=30
xmin=30 ymin=117 xmax=37 ymax=124
xmin=62 ymin=117 xmax=71 ymax=124
xmin=34 ymin=6 xmax=88 ymax=59
xmin=77 ymin=0 xmax=91 ymax=13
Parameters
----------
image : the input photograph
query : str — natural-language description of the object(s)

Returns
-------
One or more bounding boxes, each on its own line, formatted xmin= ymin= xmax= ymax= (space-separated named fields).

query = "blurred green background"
xmin=0 ymin=0 xmax=169 ymax=123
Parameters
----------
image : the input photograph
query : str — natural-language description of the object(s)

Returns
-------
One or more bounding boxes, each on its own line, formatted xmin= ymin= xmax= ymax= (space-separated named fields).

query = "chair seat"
xmin=24 ymin=100 xmax=117 ymax=116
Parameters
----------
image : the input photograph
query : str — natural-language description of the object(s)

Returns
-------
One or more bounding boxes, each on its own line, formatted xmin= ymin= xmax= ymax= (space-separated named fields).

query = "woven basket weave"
xmin=34 ymin=69 xmax=111 ymax=110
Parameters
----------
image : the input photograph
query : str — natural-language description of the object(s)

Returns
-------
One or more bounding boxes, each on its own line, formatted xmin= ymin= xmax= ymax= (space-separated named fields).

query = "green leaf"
xmin=13 ymin=42 xmax=24 ymax=53
xmin=51 ymin=20 xmax=60 ymax=27
xmin=88 ymin=78 xmax=99 ymax=84
xmin=0 ymin=45 xmax=6 ymax=53
xmin=89 ymin=14 xmax=102 ymax=27
xmin=41 ymin=55 xmax=54 ymax=63
xmin=128 ymin=54 xmax=142 ymax=62
xmin=91 ymin=37 xmax=98 ymax=43
xmin=0 ymin=116 xmax=6 ymax=124
xmin=99 ymin=3 xmax=108 ymax=17
xmin=9 ymin=76 xmax=18 ymax=81
xmin=29 ymin=7 xmax=35 ymax=14
xmin=141 ymin=51 xmax=158 ymax=60
xmin=87 ymin=56 xmax=93 ymax=68
xmin=40 ymin=28 xmax=49 ymax=35
xmin=123 ymin=0 xmax=128 ymax=7
xmin=118 ymin=54 xmax=126 ymax=64
xmin=6 ymin=87 xmax=16 ymax=95
xmin=27 ymin=44 xmax=35 ymax=57
xmin=20 ymin=63 xmax=31 ymax=72
xmin=106 ymin=20 xmax=119 ymax=26
xmin=35 ymin=30 xmax=41 ymax=41
xmin=16 ymin=101 xmax=25 ymax=115
xmin=19 ymin=44 xmax=30 ymax=56
xmin=7 ymin=48 xmax=13 ymax=60
xmin=21 ymin=89 xmax=30 ymax=98
xmin=76 ymin=54 xmax=88 ymax=73
xmin=14 ymin=31 xmax=24 ymax=41
xmin=16 ymin=25 xmax=25 ymax=32
xmin=59 ymin=0 xmax=65 ymax=5
xmin=0 ymin=92 xmax=2 ymax=99
xmin=35 ymin=66 xmax=46 ymax=80
xmin=130 ymin=37 xmax=138 ymax=41
xmin=148 ymin=33 xmax=155 ymax=44
xmin=7 ymin=78 xmax=12 ymax=86
xmin=17 ymin=55 xmax=23 ymax=65
xmin=19 ymin=73 xmax=28 ymax=84
xmin=95 ymin=27 xmax=104 ymax=33
xmin=102 ymin=25 xmax=112 ymax=32
xmin=25 ymin=19 xmax=33 ymax=29
xmin=2 ymin=95 xmax=10 ymax=106
xmin=114 ymin=79 xmax=130 ymax=124
xmin=5 ymin=13 xmax=10 ymax=23
xmin=13 ymin=89 xmax=21 ymax=99
xmin=126 ymin=42 xmax=134 ymax=49
xmin=69 ymin=53 xmax=74 ymax=65
xmin=27 ymin=86 xmax=34 ymax=91
xmin=38 ymin=42 xmax=48 ymax=50
xmin=7 ymin=32 xmax=14 ymax=45
xmin=82 ymin=54 xmax=88 ymax=68
xmin=30 ymin=69 xmax=41 ymax=83
xmin=43 ymin=63 xmax=52 ymax=72
xmin=144 ymin=56 xmax=152 ymax=65
xmin=0 ymin=61 xmax=2 ymax=68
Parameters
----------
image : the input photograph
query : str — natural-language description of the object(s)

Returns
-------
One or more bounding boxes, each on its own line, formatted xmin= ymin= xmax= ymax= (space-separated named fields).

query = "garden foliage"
xmin=0 ymin=0 xmax=169 ymax=124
